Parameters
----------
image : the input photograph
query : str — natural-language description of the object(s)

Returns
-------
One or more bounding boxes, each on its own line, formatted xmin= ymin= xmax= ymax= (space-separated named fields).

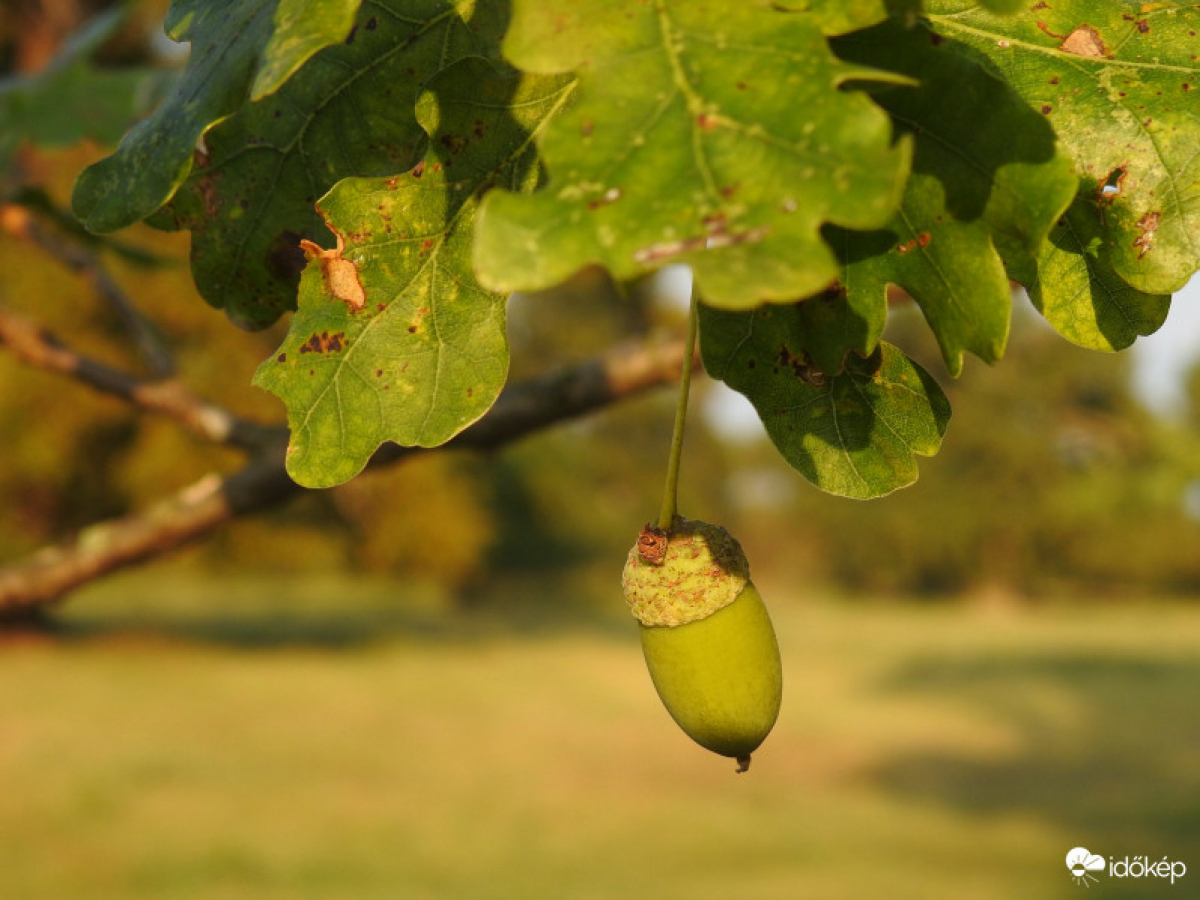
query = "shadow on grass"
xmin=38 ymin=608 xmax=472 ymax=649
xmin=26 ymin=603 xmax=632 ymax=650
xmin=2 ymin=572 xmax=632 ymax=650
xmin=871 ymin=653 xmax=1200 ymax=863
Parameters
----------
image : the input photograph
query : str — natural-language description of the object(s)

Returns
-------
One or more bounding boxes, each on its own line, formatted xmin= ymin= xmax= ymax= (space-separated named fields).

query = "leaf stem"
xmin=656 ymin=286 xmax=699 ymax=532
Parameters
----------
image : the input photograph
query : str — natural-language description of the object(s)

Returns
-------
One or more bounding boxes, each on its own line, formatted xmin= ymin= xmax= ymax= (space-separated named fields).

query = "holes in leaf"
xmin=1098 ymin=166 xmax=1127 ymax=208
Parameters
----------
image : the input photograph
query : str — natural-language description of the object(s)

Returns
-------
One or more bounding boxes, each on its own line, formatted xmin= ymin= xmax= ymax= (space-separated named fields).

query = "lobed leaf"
xmin=253 ymin=59 xmax=574 ymax=488
xmin=72 ymin=0 xmax=283 ymax=233
xmin=69 ymin=0 xmax=422 ymax=242
xmin=1008 ymin=190 xmax=1171 ymax=352
xmin=700 ymin=303 xmax=950 ymax=499
xmin=473 ymin=0 xmax=911 ymax=309
xmin=926 ymin=1 xmax=1200 ymax=295
xmin=829 ymin=20 xmax=1078 ymax=376
xmin=147 ymin=0 xmax=508 ymax=328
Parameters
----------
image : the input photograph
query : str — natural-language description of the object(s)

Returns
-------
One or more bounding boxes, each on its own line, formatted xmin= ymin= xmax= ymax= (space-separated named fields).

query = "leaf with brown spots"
xmin=78 ymin=0 xmax=514 ymax=329
xmin=700 ymin=303 xmax=950 ymax=500
xmin=1008 ymin=189 xmax=1171 ymax=352
xmin=72 ymin=0 xmax=366 ymax=234
xmin=254 ymin=59 xmax=573 ymax=488
xmin=828 ymin=19 xmax=1077 ymax=376
xmin=473 ymin=0 xmax=912 ymax=310
xmin=927 ymin=0 xmax=1200 ymax=296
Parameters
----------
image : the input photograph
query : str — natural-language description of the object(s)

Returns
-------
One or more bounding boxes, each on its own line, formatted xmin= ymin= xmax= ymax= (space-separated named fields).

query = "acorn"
xmin=622 ymin=516 xmax=782 ymax=772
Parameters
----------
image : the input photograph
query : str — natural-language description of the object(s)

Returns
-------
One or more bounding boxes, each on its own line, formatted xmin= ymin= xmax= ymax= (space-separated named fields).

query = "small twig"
xmin=0 ymin=201 xmax=175 ymax=377
xmin=0 ymin=307 xmax=282 ymax=450
xmin=0 ymin=332 xmax=693 ymax=613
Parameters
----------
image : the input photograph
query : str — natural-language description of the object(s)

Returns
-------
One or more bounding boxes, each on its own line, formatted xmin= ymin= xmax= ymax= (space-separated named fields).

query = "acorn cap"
xmin=622 ymin=517 xmax=750 ymax=628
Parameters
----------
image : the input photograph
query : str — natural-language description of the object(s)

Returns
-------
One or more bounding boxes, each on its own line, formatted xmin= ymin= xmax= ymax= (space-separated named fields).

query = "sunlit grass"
xmin=3 ymin=575 xmax=1199 ymax=899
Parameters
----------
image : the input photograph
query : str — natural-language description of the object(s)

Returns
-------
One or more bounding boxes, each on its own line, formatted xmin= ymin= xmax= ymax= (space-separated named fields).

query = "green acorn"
xmin=623 ymin=516 xmax=782 ymax=772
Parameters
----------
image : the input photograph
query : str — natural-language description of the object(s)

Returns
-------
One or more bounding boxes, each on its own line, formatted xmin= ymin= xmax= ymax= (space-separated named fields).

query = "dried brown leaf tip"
xmin=637 ymin=524 xmax=669 ymax=565
xmin=300 ymin=234 xmax=367 ymax=311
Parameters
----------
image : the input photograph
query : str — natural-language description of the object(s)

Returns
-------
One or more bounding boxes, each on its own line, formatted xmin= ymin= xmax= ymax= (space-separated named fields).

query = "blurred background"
xmin=3 ymin=2 xmax=1199 ymax=898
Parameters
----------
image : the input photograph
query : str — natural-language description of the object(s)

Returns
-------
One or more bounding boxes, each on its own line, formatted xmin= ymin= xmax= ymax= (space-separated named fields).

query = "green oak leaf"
xmin=252 ymin=0 xmax=363 ymax=99
xmin=700 ymin=303 xmax=950 ymax=499
xmin=73 ymin=0 xmax=283 ymax=233
xmin=927 ymin=1 xmax=1200 ymax=295
xmin=253 ymin=59 xmax=574 ymax=488
xmin=830 ymin=21 xmax=1078 ymax=377
xmin=474 ymin=0 xmax=912 ymax=309
xmin=147 ymin=0 xmax=508 ymax=329
xmin=1009 ymin=190 xmax=1171 ymax=351
xmin=70 ymin=0 xmax=391 ymax=236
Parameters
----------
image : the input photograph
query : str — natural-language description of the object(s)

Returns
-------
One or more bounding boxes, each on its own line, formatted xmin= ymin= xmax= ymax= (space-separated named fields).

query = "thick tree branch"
xmin=0 ymin=472 xmax=235 ymax=615
xmin=0 ymin=334 xmax=691 ymax=613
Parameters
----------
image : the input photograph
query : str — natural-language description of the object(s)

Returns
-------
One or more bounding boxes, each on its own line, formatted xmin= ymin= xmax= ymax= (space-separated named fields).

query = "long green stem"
xmin=656 ymin=289 xmax=699 ymax=532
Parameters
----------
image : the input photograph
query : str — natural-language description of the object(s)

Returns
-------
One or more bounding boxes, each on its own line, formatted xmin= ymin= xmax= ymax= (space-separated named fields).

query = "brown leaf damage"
xmin=1058 ymin=24 xmax=1108 ymax=59
xmin=300 ymin=235 xmax=367 ymax=311
xmin=896 ymin=232 xmax=932 ymax=254
xmin=776 ymin=345 xmax=827 ymax=386
xmin=632 ymin=224 xmax=772 ymax=264
xmin=1133 ymin=211 xmax=1161 ymax=259
xmin=299 ymin=331 xmax=348 ymax=355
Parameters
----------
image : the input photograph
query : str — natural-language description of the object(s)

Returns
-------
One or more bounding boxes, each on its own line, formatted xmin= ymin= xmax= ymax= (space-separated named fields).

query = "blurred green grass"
xmin=3 ymin=576 xmax=1199 ymax=899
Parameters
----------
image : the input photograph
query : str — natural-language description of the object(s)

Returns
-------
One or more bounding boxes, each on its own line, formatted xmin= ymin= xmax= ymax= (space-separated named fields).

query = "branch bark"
xmin=0 ymin=307 xmax=282 ymax=450
xmin=0 ymin=334 xmax=691 ymax=614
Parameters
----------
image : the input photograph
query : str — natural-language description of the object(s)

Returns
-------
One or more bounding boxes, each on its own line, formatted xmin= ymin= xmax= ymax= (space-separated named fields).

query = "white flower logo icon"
xmin=1066 ymin=847 xmax=1105 ymax=886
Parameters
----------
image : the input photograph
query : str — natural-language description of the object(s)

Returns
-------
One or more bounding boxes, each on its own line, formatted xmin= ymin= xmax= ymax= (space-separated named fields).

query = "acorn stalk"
xmin=627 ymin=287 xmax=781 ymax=770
